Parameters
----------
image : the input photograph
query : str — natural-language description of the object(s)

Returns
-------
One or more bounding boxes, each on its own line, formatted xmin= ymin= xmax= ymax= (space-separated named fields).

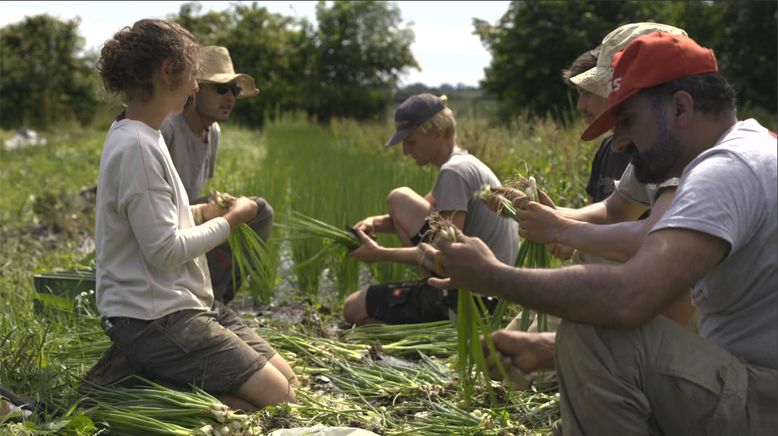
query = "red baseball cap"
xmin=581 ymin=32 xmax=718 ymax=141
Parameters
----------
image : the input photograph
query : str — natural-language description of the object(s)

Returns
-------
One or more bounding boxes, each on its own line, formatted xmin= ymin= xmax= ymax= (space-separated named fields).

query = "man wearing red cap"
xmin=419 ymin=33 xmax=776 ymax=434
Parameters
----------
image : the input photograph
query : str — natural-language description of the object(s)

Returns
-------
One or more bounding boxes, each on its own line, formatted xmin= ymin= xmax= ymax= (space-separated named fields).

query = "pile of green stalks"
xmin=280 ymin=388 xmax=388 ymax=432
xmin=83 ymin=378 xmax=253 ymax=435
xmin=257 ymin=327 xmax=370 ymax=366
xmin=323 ymin=355 xmax=453 ymax=401
xmin=386 ymin=398 xmax=522 ymax=435
xmin=342 ymin=321 xmax=458 ymax=358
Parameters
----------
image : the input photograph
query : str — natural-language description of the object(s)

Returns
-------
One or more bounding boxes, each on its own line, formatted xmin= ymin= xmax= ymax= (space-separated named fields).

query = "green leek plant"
xmin=426 ymin=213 xmax=506 ymax=406
xmin=476 ymin=172 xmax=551 ymax=332
xmin=280 ymin=211 xmax=361 ymax=250
xmin=211 ymin=190 xmax=276 ymax=305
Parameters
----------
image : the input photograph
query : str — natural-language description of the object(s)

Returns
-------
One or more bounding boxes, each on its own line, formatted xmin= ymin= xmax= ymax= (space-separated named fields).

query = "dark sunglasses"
xmin=214 ymin=82 xmax=242 ymax=97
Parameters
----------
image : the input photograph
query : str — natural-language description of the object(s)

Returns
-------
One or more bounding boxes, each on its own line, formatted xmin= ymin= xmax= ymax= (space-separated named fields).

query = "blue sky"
xmin=0 ymin=1 xmax=511 ymax=87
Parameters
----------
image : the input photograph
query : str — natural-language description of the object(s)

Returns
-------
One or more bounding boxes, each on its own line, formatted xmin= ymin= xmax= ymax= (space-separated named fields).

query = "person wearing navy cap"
xmin=343 ymin=93 xmax=519 ymax=326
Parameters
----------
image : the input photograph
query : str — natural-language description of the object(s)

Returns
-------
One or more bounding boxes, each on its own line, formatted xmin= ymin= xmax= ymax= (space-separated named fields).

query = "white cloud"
xmin=412 ymin=24 xmax=485 ymax=56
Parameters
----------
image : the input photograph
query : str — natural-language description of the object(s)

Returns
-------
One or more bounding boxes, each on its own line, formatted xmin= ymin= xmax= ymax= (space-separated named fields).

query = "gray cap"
xmin=385 ymin=93 xmax=445 ymax=147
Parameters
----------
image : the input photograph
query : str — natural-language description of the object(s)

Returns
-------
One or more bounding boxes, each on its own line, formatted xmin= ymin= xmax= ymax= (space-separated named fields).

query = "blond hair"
xmin=415 ymin=95 xmax=456 ymax=141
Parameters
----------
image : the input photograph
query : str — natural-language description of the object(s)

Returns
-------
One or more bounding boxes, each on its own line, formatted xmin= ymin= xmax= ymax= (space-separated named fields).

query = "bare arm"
xmin=421 ymin=226 xmax=728 ymax=328
xmin=553 ymin=189 xmax=676 ymax=262
xmin=482 ymin=185 xmax=646 ymax=225
xmin=351 ymin=211 xmax=465 ymax=265
xmin=559 ymin=191 xmax=648 ymax=224
xmin=349 ymin=228 xmax=417 ymax=264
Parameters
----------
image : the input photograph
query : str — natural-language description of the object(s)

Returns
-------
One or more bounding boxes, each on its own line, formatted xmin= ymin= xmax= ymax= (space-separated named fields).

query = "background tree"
xmin=475 ymin=0 xmax=776 ymax=122
xmin=702 ymin=1 xmax=777 ymax=114
xmin=312 ymin=0 xmax=418 ymax=121
xmin=0 ymin=15 xmax=98 ymax=129
xmin=175 ymin=0 xmax=418 ymax=125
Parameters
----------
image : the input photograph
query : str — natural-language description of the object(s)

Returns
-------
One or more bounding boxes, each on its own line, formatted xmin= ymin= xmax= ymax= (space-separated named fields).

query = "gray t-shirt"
xmin=616 ymin=162 xmax=680 ymax=208
xmin=651 ymin=119 xmax=777 ymax=369
xmin=161 ymin=113 xmax=221 ymax=200
xmin=432 ymin=149 xmax=519 ymax=265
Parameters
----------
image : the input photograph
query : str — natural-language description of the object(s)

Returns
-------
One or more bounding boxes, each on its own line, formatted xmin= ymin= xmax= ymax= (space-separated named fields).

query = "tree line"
xmin=1 ymin=0 xmax=774 ymax=131
xmin=476 ymin=0 xmax=777 ymax=121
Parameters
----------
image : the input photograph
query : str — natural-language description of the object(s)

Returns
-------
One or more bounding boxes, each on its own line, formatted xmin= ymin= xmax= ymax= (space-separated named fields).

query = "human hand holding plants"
xmin=201 ymin=202 xmax=230 ymax=222
xmin=354 ymin=214 xmax=389 ymax=236
xmin=348 ymin=228 xmax=386 ymax=263
xmin=514 ymin=199 xmax=570 ymax=244
xmin=417 ymin=226 xmax=502 ymax=295
xmin=479 ymin=186 xmax=526 ymax=217
xmin=203 ymin=190 xmax=236 ymax=220
xmin=223 ymin=196 xmax=257 ymax=229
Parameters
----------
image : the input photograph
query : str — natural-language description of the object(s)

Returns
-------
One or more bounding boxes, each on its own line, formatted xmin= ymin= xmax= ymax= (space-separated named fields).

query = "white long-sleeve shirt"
xmin=95 ymin=119 xmax=230 ymax=319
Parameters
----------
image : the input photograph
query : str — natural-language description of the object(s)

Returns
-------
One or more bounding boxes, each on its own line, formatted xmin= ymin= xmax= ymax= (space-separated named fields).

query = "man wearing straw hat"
xmin=162 ymin=46 xmax=273 ymax=304
xmin=420 ymin=32 xmax=777 ymax=435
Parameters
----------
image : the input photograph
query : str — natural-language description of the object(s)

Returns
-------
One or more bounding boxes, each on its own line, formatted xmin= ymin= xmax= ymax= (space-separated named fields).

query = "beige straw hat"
xmin=570 ymin=23 xmax=687 ymax=98
xmin=197 ymin=46 xmax=259 ymax=99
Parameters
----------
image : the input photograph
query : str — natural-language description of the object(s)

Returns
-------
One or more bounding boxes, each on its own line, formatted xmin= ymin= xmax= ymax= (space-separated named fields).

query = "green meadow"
xmin=0 ymin=110 xmax=598 ymax=434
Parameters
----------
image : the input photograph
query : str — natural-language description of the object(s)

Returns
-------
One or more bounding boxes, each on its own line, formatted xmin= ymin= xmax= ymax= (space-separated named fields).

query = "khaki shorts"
xmin=104 ymin=301 xmax=275 ymax=394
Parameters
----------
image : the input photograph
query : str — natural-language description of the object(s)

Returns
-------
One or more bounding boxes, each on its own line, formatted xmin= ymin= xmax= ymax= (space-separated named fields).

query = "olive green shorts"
xmin=103 ymin=301 xmax=275 ymax=394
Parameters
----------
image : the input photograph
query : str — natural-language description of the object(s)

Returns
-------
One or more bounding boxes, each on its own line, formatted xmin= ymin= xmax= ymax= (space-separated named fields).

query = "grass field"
xmin=0 ymin=111 xmax=599 ymax=434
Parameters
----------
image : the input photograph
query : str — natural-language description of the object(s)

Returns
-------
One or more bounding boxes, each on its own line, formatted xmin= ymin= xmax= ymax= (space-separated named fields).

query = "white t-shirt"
xmin=95 ymin=119 xmax=230 ymax=320
xmin=651 ymin=119 xmax=777 ymax=369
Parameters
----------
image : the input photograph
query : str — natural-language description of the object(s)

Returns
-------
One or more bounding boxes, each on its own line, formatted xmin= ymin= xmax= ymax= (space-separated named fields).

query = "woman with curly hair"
xmin=94 ymin=19 xmax=296 ymax=411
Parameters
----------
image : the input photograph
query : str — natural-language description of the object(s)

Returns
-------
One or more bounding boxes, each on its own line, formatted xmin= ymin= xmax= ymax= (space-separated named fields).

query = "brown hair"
xmin=97 ymin=19 xmax=200 ymax=101
xmin=561 ymin=46 xmax=600 ymax=89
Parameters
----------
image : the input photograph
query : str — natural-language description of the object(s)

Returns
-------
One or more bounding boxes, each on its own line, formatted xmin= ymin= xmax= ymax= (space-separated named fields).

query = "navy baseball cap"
xmin=385 ymin=93 xmax=445 ymax=147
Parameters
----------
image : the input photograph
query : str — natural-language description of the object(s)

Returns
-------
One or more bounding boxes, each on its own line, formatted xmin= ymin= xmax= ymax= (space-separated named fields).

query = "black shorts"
xmin=409 ymin=220 xmax=434 ymax=246
xmin=365 ymin=281 xmax=500 ymax=325
xmin=365 ymin=279 xmax=458 ymax=324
